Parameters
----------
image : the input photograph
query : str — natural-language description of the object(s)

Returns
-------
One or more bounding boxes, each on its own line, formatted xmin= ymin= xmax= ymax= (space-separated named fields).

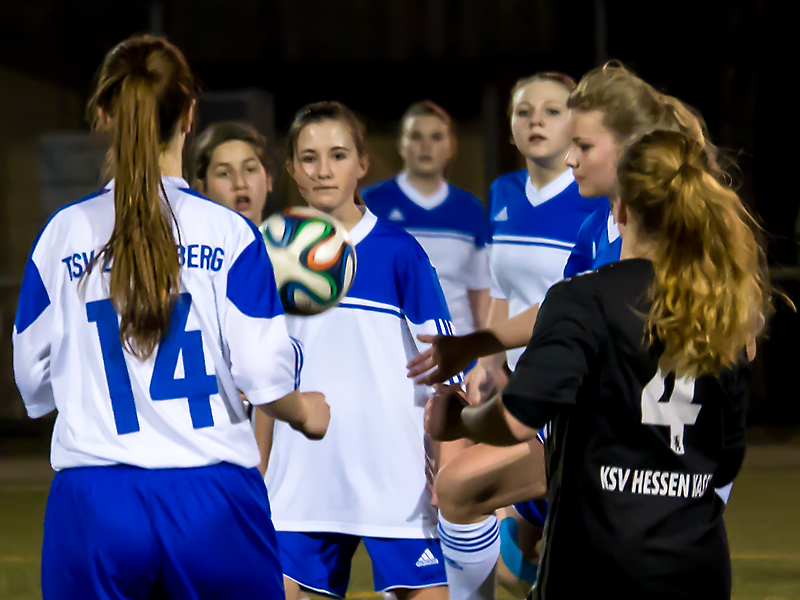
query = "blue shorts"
xmin=42 ymin=463 xmax=283 ymax=600
xmin=513 ymin=499 xmax=548 ymax=529
xmin=277 ymin=531 xmax=447 ymax=597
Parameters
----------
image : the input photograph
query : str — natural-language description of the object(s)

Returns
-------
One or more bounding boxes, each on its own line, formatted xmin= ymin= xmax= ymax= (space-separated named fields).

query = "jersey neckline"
xmin=525 ymin=169 xmax=575 ymax=208
xmin=395 ymin=172 xmax=450 ymax=210
xmin=348 ymin=207 xmax=378 ymax=246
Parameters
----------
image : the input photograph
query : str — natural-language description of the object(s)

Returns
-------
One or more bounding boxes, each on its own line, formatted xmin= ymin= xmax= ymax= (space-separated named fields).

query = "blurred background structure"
xmin=1 ymin=3 xmax=799 ymax=600
xmin=0 ymin=0 xmax=795 ymax=429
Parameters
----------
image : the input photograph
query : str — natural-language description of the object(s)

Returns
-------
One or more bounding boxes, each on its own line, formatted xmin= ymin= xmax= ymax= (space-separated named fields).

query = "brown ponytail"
xmin=618 ymin=130 xmax=771 ymax=377
xmin=87 ymin=35 xmax=197 ymax=359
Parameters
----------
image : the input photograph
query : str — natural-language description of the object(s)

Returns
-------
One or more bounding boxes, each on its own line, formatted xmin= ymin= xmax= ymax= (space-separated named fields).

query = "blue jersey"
xmin=563 ymin=203 xmax=622 ymax=278
xmin=487 ymin=169 xmax=607 ymax=368
xmin=267 ymin=208 xmax=460 ymax=539
xmin=362 ymin=174 xmax=490 ymax=336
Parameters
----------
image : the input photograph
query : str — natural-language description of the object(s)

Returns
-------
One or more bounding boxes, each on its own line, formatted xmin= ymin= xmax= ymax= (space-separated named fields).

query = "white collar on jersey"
xmin=348 ymin=206 xmax=378 ymax=245
xmin=395 ymin=172 xmax=450 ymax=210
xmin=607 ymin=211 xmax=621 ymax=242
xmin=525 ymin=168 xmax=575 ymax=207
xmin=105 ymin=176 xmax=191 ymax=190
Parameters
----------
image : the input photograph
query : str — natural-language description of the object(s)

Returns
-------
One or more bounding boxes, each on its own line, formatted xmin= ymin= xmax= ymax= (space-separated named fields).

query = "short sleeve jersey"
xmin=362 ymin=174 xmax=490 ymax=335
xmin=13 ymin=177 xmax=300 ymax=470
xmin=266 ymin=208 xmax=461 ymax=539
xmin=503 ymin=259 xmax=748 ymax=598
xmin=487 ymin=169 xmax=607 ymax=368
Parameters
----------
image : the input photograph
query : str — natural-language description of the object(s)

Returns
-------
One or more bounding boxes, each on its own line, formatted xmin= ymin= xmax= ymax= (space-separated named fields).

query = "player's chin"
xmin=305 ymin=193 xmax=345 ymax=213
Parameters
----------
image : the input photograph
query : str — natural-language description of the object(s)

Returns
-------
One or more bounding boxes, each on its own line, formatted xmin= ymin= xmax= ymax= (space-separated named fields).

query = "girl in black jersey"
xmin=425 ymin=129 xmax=770 ymax=599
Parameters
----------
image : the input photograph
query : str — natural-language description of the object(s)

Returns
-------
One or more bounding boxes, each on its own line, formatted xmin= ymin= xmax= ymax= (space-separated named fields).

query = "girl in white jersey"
xmin=259 ymin=102 xmax=457 ymax=600
xmin=409 ymin=63 xmax=739 ymax=600
xmin=12 ymin=34 xmax=329 ymax=600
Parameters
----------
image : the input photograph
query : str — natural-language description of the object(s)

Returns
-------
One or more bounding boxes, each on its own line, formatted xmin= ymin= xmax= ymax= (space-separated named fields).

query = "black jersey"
xmin=503 ymin=259 xmax=748 ymax=600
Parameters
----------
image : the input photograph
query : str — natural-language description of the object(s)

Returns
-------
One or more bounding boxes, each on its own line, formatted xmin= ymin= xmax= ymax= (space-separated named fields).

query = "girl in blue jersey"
xmin=13 ymin=35 xmax=329 ymax=600
xmin=408 ymin=63 xmax=736 ymax=600
xmin=422 ymin=72 xmax=606 ymax=600
xmin=362 ymin=101 xmax=490 ymax=339
xmin=258 ymin=102 xmax=455 ymax=600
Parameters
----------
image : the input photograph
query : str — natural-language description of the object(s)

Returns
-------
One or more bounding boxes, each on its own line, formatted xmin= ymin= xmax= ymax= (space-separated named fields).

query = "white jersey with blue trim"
xmin=13 ymin=177 xmax=299 ymax=471
xmin=362 ymin=173 xmax=490 ymax=336
xmin=488 ymin=169 xmax=607 ymax=369
xmin=266 ymin=208 xmax=461 ymax=539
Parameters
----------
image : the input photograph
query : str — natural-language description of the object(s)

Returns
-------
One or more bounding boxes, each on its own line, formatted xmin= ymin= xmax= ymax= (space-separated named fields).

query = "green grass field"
xmin=1 ymin=445 xmax=799 ymax=600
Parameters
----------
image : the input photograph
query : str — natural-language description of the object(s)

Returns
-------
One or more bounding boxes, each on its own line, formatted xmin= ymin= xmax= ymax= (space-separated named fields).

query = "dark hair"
xmin=507 ymin=72 xmax=577 ymax=117
xmin=285 ymin=101 xmax=368 ymax=204
xmin=188 ymin=120 xmax=273 ymax=184
xmin=86 ymin=34 xmax=197 ymax=359
xmin=618 ymin=130 xmax=771 ymax=377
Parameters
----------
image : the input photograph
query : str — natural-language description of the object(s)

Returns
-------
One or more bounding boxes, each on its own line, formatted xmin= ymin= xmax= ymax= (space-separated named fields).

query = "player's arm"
xmin=407 ymin=302 xmax=540 ymax=385
xmin=13 ymin=238 xmax=57 ymax=418
xmin=254 ymin=410 xmax=275 ymax=475
xmin=225 ymin=225 xmax=329 ymax=440
xmin=467 ymin=289 xmax=490 ymax=330
xmin=426 ymin=281 xmax=602 ymax=445
xmin=714 ymin=364 xmax=750 ymax=488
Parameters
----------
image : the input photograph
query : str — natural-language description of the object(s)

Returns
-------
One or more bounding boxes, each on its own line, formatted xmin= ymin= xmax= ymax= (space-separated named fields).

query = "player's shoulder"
xmin=361 ymin=177 xmax=400 ymax=199
xmin=446 ymin=185 xmax=485 ymax=215
xmin=171 ymin=183 xmax=262 ymax=244
xmin=491 ymin=169 xmax=527 ymax=192
xmin=35 ymin=186 xmax=113 ymax=250
xmin=370 ymin=217 xmax=430 ymax=261
xmin=558 ymin=258 xmax=653 ymax=308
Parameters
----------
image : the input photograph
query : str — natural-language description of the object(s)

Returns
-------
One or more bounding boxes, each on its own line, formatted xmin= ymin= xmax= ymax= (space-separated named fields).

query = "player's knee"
xmin=435 ymin=462 xmax=480 ymax=523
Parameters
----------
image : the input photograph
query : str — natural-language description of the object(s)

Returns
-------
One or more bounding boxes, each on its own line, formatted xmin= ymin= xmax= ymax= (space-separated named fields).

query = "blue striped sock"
xmin=438 ymin=513 xmax=500 ymax=600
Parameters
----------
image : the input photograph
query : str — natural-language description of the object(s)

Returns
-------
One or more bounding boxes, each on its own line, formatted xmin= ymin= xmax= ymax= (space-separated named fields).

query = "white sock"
xmin=437 ymin=513 xmax=500 ymax=600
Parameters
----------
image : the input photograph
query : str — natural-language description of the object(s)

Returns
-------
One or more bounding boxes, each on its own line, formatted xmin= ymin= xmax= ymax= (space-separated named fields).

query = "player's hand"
xmin=407 ymin=334 xmax=475 ymax=385
xmin=294 ymin=392 xmax=330 ymax=440
xmin=425 ymin=384 xmax=468 ymax=441
xmin=464 ymin=359 xmax=509 ymax=405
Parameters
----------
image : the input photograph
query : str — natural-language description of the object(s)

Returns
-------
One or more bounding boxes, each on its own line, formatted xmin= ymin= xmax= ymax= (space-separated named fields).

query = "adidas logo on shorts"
xmin=415 ymin=548 xmax=439 ymax=567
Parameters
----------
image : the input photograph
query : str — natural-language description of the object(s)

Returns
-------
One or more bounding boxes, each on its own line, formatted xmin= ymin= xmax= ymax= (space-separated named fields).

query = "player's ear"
xmin=193 ymin=178 xmax=205 ymax=194
xmin=357 ymin=153 xmax=369 ymax=179
xmin=614 ymin=199 xmax=629 ymax=226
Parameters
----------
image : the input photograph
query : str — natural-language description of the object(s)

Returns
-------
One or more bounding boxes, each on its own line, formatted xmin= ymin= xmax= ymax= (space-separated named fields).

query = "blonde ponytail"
xmin=618 ymin=130 xmax=770 ymax=377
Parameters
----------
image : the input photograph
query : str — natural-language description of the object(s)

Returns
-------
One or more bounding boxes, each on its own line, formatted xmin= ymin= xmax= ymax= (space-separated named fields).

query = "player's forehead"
xmin=296 ymin=120 xmax=356 ymax=153
xmin=569 ymin=109 xmax=610 ymax=139
xmin=209 ymin=140 xmax=259 ymax=167
xmin=513 ymin=80 xmax=570 ymax=109
xmin=404 ymin=114 xmax=449 ymax=135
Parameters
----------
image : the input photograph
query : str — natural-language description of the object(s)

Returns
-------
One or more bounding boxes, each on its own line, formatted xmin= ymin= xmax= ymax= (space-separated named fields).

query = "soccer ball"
xmin=259 ymin=206 xmax=356 ymax=315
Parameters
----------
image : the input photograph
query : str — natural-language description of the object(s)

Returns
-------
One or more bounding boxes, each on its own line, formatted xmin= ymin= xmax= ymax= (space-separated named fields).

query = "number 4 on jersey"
xmin=641 ymin=371 xmax=701 ymax=455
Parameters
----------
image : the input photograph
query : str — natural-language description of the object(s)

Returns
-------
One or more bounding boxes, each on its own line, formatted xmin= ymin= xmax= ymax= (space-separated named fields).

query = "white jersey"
xmin=266 ymin=209 xmax=460 ymax=539
xmin=362 ymin=173 xmax=490 ymax=335
xmin=487 ymin=169 xmax=607 ymax=369
xmin=13 ymin=177 xmax=299 ymax=471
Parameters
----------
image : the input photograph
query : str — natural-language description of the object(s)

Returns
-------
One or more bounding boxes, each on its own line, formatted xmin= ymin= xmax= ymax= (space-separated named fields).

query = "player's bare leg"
xmin=435 ymin=440 xmax=546 ymax=600
xmin=394 ymin=585 xmax=449 ymax=600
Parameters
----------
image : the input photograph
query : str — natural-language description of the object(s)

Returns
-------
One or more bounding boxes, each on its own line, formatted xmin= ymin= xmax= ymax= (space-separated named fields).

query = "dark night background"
xmin=0 ymin=0 xmax=796 ymax=443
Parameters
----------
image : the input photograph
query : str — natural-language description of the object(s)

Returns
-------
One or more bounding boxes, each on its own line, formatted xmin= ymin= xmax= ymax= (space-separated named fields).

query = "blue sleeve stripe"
xmin=290 ymin=337 xmax=304 ymax=390
xmin=14 ymin=258 xmax=51 ymax=334
xmin=338 ymin=302 xmax=403 ymax=319
xmin=227 ymin=233 xmax=284 ymax=319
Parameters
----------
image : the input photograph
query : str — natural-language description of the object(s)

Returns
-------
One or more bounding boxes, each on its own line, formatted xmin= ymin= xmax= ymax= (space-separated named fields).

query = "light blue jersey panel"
xmin=487 ymin=169 xmax=607 ymax=368
xmin=563 ymin=203 xmax=622 ymax=279
xmin=362 ymin=177 xmax=490 ymax=335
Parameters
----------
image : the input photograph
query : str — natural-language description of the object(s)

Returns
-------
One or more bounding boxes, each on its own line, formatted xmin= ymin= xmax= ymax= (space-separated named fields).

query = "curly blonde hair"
xmin=618 ymin=130 xmax=770 ymax=377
